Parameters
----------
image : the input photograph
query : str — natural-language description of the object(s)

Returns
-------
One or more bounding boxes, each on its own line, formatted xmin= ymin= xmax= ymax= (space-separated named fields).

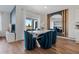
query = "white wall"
xmin=0 ymin=13 xmax=2 ymax=31
xmin=68 ymin=8 xmax=79 ymax=42
xmin=16 ymin=6 xmax=41 ymax=40
xmin=16 ymin=6 xmax=24 ymax=40
xmin=11 ymin=8 xmax=16 ymax=24
xmin=0 ymin=12 xmax=10 ymax=36
xmin=40 ymin=14 xmax=47 ymax=30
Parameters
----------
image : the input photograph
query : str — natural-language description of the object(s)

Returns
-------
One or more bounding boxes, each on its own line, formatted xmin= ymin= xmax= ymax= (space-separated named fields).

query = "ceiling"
xmin=23 ymin=5 xmax=79 ymax=14
xmin=0 ymin=5 xmax=15 ymax=12
xmin=0 ymin=5 xmax=79 ymax=14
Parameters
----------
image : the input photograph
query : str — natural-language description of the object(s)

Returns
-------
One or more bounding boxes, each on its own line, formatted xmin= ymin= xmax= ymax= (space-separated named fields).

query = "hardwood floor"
xmin=0 ymin=37 xmax=79 ymax=54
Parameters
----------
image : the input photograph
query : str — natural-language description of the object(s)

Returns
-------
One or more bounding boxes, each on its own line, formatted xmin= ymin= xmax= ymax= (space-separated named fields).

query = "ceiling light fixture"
xmin=44 ymin=6 xmax=47 ymax=8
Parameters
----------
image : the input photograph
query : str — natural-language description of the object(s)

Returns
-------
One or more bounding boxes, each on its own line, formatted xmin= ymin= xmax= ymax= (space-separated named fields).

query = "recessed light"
xmin=44 ymin=6 xmax=47 ymax=8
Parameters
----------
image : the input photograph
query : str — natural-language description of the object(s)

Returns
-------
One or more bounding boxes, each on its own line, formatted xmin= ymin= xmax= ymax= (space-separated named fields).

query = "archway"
xmin=47 ymin=9 xmax=68 ymax=37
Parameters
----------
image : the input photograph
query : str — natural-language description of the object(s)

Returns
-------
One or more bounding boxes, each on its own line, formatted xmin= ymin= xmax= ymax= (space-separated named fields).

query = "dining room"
xmin=1 ymin=5 xmax=79 ymax=54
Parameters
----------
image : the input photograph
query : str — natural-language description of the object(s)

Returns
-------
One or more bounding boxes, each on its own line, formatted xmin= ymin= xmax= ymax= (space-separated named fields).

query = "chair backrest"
xmin=24 ymin=31 xmax=36 ymax=50
xmin=39 ymin=30 xmax=57 ymax=48
xmin=45 ymin=31 xmax=52 ymax=48
xmin=24 ymin=31 xmax=32 ymax=42
xmin=51 ymin=30 xmax=57 ymax=44
xmin=46 ymin=30 xmax=57 ymax=47
xmin=39 ymin=31 xmax=52 ymax=48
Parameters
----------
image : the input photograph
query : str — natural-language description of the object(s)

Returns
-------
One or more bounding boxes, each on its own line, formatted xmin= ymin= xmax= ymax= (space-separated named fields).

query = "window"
xmin=25 ymin=18 xmax=32 ymax=30
xmin=25 ymin=18 xmax=38 ymax=30
xmin=0 ymin=13 xmax=2 ymax=31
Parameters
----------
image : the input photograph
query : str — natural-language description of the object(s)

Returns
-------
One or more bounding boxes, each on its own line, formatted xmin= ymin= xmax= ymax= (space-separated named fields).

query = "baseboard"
xmin=15 ymin=39 xmax=24 ymax=42
xmin=57 ymin=36 xmax=79 ymax=43
xmin=57 ymin=36 xmax=71 ymax=40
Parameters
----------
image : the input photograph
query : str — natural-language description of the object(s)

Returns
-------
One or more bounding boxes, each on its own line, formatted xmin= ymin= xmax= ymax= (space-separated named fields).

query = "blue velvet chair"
xmin=24 ymin=31 xmax=36 ymax=50
xmin=37 ymin=31 xmax=52 ymax=49
xmin=51 ymin=30 xmax=57 ymax=45
xmin=50 ymin=27 xmax=57 ymax=44
xmin=37 ymin=30 xmax=57 ymax=49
